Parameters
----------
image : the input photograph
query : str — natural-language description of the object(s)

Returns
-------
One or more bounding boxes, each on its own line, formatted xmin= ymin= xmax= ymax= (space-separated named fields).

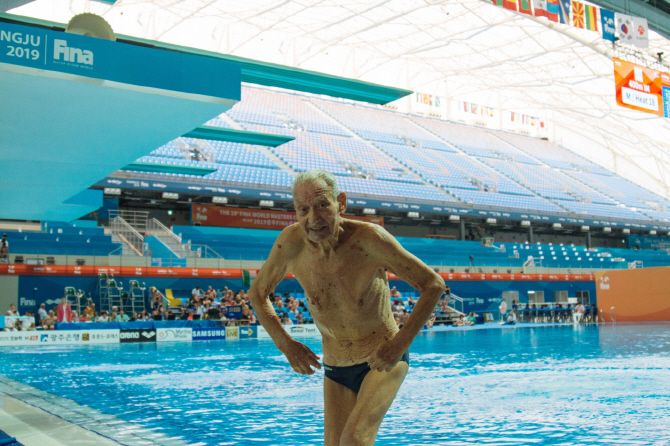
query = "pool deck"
xmin=0 ymin=376 xmax=189 ymax=446
xmin=424 ymin=321 xmax=589 ymax=332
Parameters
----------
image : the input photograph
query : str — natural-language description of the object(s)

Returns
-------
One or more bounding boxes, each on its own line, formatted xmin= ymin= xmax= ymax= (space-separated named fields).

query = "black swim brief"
xmin=323 ymin=351 xmax=409 ymax=394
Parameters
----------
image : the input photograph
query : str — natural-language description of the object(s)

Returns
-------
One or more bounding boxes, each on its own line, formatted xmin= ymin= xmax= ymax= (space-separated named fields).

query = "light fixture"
xmin=162 ymin=192 xmax=179 ymax=200
xmin=552 ymin=223 xmax=562 ymax=229
xmin=649 ymin=230 xmax=657 ymax=235
xmin=581 ymin=226 xmax=590 ymax=231
xmin=259 ymin=200 xmax=274 ymax=207
xmin=407 ymin=211 xmax=420 ymax=218
xmin=362 ymin=208 xmax=376 ymax=215
xmin=486 ymin=218 xmax=497 ymax=224
xmin=212 ymin=196 xmax=228 ymax=204
xmin=622 ymin=228 xmax=631 ymax=234
xmin=603 ymin=227 xmax=612 ymax=233
xmin=448 ymin=215 xmax=460 ymax=221
xmin=520 ymin=220 xmax=531 ymax=227
xmin=103 ymin=187 xmax=121 ymax=195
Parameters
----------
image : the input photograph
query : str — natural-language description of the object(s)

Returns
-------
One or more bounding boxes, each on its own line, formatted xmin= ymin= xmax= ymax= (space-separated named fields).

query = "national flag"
xmin=491 ymin=0 xmax=504 ymax=5
xmin=633 ymin=17 xmax=649 ymax=48
xmin=600 ymin=8 xmax=616 ymax=41
xmin=519 ymin=0 xmax=532 ymax=15
xmin=584 ymin=4 xmax=599 ymax=31
xmin=540 ymin=121 xmax=545 ymax=128
xmin=463 ymin=101 xmax=469 ymax=112
xmin=572 ymin=1 xmax=585 ymax=29
xmin=616 ymin=13 xmax=634 ymax=45
xmin=435 ymin=96 xmax=441 ymax=108
xmin=559 ymin=0 xmax=571 ymax=25
xmin=503 ymin=0 xmax=518 ymax=12
xmin=535 ymin=0 xmax=559 ymax=22
xmin=471 ymin=103 xmax=479 ymax=114
xmin=511 ymin=112 xmax=516 ymax=122
xmin=242 ymin=270 xmax=257 ymax=287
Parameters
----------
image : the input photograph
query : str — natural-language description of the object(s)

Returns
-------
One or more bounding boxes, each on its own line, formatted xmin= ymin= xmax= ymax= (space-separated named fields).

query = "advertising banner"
xmin=120 ymin=329 xmax=156 ymax=343
xmin=225 ymin=326 xmax=239 ymax=340
xmin=192 ymin=328 xmax=226 ymax=340
xmin=156 ymin=328 xmax=192 ymax=342
xmin=192 ymin=205 xmax=384 ymax=229
xmin=662 ymin=72 xmax=670 ymax=119
xmin=0 ymin=329 xmax=120 ymax=346
xmin=614 ymin=58 xmax=664 ymax=116
xmin=257 ymin=324 xmax=321 ymax=339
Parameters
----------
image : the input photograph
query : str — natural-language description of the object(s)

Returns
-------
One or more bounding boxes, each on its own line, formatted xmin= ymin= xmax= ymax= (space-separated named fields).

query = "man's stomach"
xmin=318 ymin=321 xmax=398 ymax=367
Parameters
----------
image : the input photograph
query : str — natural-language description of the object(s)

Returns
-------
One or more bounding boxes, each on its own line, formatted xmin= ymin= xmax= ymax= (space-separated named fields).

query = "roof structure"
xmin=9 ymin=0 xmax=670 ymax=200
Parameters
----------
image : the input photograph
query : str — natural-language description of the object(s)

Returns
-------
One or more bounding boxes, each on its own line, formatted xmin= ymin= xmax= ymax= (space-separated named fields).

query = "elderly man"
xmin=249 ymin=170 xmax=445 ymax=446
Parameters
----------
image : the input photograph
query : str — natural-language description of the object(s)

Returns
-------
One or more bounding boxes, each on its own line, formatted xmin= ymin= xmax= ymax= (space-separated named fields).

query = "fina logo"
xmin=54 ymin=39 xmax=93 ymax=65
xmin=599 ymin=276 xmax=610 ymax=290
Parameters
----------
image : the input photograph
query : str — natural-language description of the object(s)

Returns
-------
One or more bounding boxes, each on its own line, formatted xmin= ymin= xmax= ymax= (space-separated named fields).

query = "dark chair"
xmin=14 ymin=255 xmax=24 ymax=264
xmin=46 ymin=256 xmax=55 ymax=265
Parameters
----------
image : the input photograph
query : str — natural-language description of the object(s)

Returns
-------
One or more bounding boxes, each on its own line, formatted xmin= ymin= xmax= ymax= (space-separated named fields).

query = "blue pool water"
xmin=1 ymin=323 xmax=670 ymax=445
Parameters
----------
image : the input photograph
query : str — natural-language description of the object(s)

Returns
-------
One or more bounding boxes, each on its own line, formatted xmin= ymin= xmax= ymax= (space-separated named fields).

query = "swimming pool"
xmin=1 ymin=323 xmax=669 ymax=446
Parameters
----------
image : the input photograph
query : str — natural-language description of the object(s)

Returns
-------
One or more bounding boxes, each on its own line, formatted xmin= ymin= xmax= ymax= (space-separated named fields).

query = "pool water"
xmin=1 ymin=323 xmax=670 ymax=446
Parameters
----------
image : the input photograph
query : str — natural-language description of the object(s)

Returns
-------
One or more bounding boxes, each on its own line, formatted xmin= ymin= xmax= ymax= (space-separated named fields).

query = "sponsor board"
xmin=238 ymin=326 xmax=257 ymax=338
xmin=257 ymin=324 xmax=321 ymax=339
xmin=192 ymin=328 xmax=226 ymax=340
xmin=0 ymin=329 xmax=120 ymax=346
xmin=156 ymin=328 xmax=192 ymax=342
xmin=226 ymin=326 xmax=239 ymax=340
xmin=120 ymin=329 xmax=156 ymax=343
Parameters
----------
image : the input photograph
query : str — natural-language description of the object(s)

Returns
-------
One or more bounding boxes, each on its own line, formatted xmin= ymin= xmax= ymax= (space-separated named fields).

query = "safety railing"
xmin=108 ymin=210 xmax=149 ymax=232
xmin=109 ymin=216 xmax=144 ymax=256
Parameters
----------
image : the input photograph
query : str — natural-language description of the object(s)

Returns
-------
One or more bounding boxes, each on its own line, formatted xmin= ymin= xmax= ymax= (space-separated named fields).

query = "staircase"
xmin=145 ymin=218 xmax=192 ymax=258
xmin=107 ymin=211 xmax=145 ymax=256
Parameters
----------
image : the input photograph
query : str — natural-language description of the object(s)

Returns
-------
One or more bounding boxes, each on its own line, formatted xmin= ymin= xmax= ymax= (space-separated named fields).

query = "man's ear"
xmin=337 ymin=192 xmax=347 ymax=214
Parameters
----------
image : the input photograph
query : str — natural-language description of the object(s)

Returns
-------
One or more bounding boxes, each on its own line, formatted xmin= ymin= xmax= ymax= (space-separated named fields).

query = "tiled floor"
xmin=0 ymin=394 xmax=120 ymax=446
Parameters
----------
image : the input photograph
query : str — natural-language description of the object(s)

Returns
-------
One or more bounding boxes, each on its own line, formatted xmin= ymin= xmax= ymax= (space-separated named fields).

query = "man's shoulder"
xmin=342 ymin=219 xmax=388 ymax=243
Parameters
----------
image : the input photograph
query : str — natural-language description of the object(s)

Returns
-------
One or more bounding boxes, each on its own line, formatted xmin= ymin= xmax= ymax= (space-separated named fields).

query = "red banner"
xmin=192 ymin=204 xmax=383 ymax=229
xmin=0 ymin=263 xmax=593 ymax=282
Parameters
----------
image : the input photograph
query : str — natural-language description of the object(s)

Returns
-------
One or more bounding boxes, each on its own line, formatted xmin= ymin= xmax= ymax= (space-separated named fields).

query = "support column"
xmin=459 ymin=219 xmax=465 ymax=241
xmin=528 ymin=225 xmax=534 ymax=244
xmin=586 ymin=231 xmax=592 ymax=249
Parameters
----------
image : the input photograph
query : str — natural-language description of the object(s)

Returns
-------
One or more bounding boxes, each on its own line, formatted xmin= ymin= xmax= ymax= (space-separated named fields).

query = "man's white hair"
xmin=292 ymin=170 xmax=339 ymax=200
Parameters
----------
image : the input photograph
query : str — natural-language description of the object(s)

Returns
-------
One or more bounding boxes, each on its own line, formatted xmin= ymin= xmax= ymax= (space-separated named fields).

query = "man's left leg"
xmin=338 ymin=362 xmax=409 ymax=446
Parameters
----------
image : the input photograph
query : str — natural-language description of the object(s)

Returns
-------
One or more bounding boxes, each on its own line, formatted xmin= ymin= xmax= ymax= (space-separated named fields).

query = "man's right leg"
xmin=324 ymin=377 xmax=357 ymax=446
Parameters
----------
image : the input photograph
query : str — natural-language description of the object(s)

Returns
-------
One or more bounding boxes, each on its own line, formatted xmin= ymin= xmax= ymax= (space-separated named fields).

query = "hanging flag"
xmin=583 ymin=3 xmax=599 ymax=31
xmin=435 ymin=97 xmax=441 ymax=108
xmin=535 ymin=0 xmax=562 ymax=21
xmin=463 ymin=101 xmax=469 ymax=112
xmin=616 ymin=13 xmax=634 ymax=45
xmin=242 ymin=270 xmax=257 ymax=287
xmin=511 ymin=112 xmax=516 ymax=122
xmin=503 ymin=0 xmax=518 ymax=12
xmin=600 ymin=8 xmax=616 ymax=41
xmin=519 ymin=0 xmax=532 ymax=15
xmin=633 ymin=17 xmax=649 ymax=48
xmin=572 ymin=1 xmax=585 ymax=29
xmin=559 ymin=0 xmax=571 ymax=25
xmin=491 ymin=0 xmax=504 ymax=5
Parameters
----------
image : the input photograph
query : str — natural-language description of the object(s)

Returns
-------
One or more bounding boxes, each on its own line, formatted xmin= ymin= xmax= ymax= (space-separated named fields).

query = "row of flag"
xmin=492 ymin=0 xmax=650 ymax=48
xmin=510 ymin=111 xmax=545 ymax=127
xmin=415 ymin=92 xmax=442 ymax=108
xmin=460 ymin=101 xmax=496 ymax=118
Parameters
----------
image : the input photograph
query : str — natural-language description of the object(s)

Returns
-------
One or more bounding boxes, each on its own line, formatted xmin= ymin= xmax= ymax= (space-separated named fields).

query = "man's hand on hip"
xmin=367 ymin=337 xmax=406 ymax=373
xmin=280 ymin=338 xmax=322 ymax=375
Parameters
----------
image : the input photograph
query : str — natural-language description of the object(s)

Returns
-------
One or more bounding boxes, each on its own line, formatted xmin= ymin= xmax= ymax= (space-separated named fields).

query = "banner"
xmin=614 ymin=58 xmax=664 ymax=116
xmin=156 ymin=328 xmax=192 ymax=342
xmin=192 ymin=205 xmax=384 ymax=229
xmin=0 ymin=330 xmax=120 ymax=346
xmin=192 ymin=328 xmax=226 ymax=340
xmin=600 ymin=8 xmax=616 ymax=42
xmin=558 ymin=0 xmax=571 ymax=25
xmin=662 ymin=72 xmax=670 ymax=118
xmin=257 ymin=324 xmax=321 ymax=339
xmin=120 ymin=329 xmax=156 ymax=343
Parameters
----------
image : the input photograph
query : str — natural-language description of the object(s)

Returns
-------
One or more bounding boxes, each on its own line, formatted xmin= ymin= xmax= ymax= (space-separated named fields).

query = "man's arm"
xmin=366 ymin=225 xmax=445 ymax=372
xmin=248 ymin=227 xmax=321 ymax=375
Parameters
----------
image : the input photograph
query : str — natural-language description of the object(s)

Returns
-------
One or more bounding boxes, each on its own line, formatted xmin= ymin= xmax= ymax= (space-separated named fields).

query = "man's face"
xmin=61 ymin=298 xmax=65 ymax=305
xmin=293 ymin=180 xmax=346 ymax=243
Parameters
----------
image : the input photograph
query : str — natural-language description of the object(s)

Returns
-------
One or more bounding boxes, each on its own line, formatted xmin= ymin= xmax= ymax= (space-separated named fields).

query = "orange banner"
xmin=192 ymin=204 xmax=383 ymax=229
xmin=596 ymin=267 xmax=670 ymax=321
xmin=614 ymin=58 xmax=664 ymax=117
xmin=0 ymin=264 xmax=592 ymax=282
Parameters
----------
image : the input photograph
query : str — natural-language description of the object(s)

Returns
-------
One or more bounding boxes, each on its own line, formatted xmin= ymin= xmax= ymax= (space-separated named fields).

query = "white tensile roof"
xmin=11 ymin=0 xmax=670 ymax=200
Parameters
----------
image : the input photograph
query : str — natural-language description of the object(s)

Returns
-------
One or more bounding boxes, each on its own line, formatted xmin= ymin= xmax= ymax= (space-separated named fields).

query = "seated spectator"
xmin=38 ymin=303 xmax=48 ymax=322
xmin=22 ymin=311 xmax=35 ymax=331
xmin=390 ymin=286 xmax=402 ymax=299
xmin=186 ymin=310 xmax=195 ymax=321
xmin=7 ymin=303 xmax=19 ymax=317
xmin=97 ymin=311 xmax=109 ymax=322
xmin=282 ymin=315 xmax=293 ymax=325
xmin=191 ymin=285 xmax=203 ymax=302
xmin=116 ymin=309 xmax=130 ymax=322
xmin=85 ymin=303 xmax=96 ymax=319
xmin=466 ymin=312 xmax=476 ymax=326
xmin=77 ymin=312 xmax=91 ymax=322
xmin=274 ymin=297 xmax=285 ymax=308
xmin=42 ymin=311 xmax=56 ymax=330
xmin=506 ymin=311 xmax=517 ymax=323
xmin=129 ymin=311 xmax=138 ymax=322
xmin=407 ymin=295 xmax=416 ymax=307
xmin=574 ymin=302 xmax=586 ymax=323
xmin=139 ymin=310 xmax=151 ymax=321
xmin=454 ymin=315 xmax=466 ymax=326
xmin=439 ymin=300 xmax=450 ymax=314
xmin=294 ymin=312 xmax=304 ymax=324
xmin=110 ymin=311 xmax=118 ymax=322
xmin=399 ymin=309 xmax=409 ymax=326
xmin=394 ymin=315 xmax=402 ymax=328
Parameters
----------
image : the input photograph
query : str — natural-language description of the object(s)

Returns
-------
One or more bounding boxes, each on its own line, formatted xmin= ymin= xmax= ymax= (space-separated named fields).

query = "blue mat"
xmin=0 ymin=429 xmax=24 ymax=446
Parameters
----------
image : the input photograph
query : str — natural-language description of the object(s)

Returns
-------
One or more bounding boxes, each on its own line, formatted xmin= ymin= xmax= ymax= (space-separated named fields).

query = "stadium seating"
xmin=128 ymin=86 xmax=670 ymax=225
xmin=6 ymin=221 xmax=121 ymax=256
xmin=174 ymin=226 xmax=670 ymax=269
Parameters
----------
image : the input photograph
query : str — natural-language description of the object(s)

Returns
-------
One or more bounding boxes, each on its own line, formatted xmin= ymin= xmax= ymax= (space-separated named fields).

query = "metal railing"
xmin=108 ymin=210 xmax=149 ymax=232
xmin=109 ymin=216 xmax=144 ymax=256
xmin=448 ymin=293 xmax=465 ymax=314
xmin=146 ymin=219 xmax=181 ymax=243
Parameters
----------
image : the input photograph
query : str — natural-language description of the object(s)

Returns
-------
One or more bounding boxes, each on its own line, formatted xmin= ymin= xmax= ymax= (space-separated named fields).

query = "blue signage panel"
xmin=627 ymin=235 xmax=670 ymax=250
xmin=663 ymin=86 xmax=670 ymax=118
xmin=0 ymin=21 xmax=240 ymax=101
xmin=192 ymin=328 xmax=226 ymax=340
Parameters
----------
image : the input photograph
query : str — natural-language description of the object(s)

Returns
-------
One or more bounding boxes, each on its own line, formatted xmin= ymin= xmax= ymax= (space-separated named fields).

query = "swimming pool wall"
xmin=12 ymin=274 xmax=596 ymax=315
